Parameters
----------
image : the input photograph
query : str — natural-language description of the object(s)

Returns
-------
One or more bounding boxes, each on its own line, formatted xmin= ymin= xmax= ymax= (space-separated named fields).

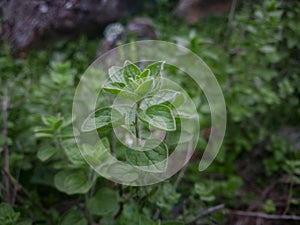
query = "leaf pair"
xmin=81 ymin=107 xmax=123 ymax=132
xmin=104 ymin=61 xmax=164 ymax=98
xmin=81 ymin=98 xmax=179 ymax=133
xmin=109 ymin=61 xmax=164 ymax=83
xmin=137 ymin=104 xmax=176 ymax=131
xmin=126 ymin=141 xmax=168 ymax=172
xmin=82 ymin=104 xmax=176 ymax=134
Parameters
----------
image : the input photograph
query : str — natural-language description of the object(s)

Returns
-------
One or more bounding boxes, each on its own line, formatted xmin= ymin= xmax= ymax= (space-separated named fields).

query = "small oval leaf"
xmin=108 ymin=66 xmax=125 ymax=83
xmin=81 ymin=107 xmax=123 ymax=132
xmin=37 ymin=146 xmax=58 ymax=161
xmin=103 ymin=82 xmax=125 ymax=94
xmin=87 ymin=188 xmax=119 ymax=216
xmin=145 ymin=61 xmax=165 ymax=78
xmin=136 ymin=78 xmax=154 ymax=97
xmin=137 ymin=105 xmax=176 ymax=131
xmin=126 ymin=142 xmax=168 ymax=172
xmin=59 ymin=209 xmax=87 ymax=225
xmin=54 ymin=170 xmax=93 ymax=195
xmin=123 ymin=61 xmax=141 ymax=83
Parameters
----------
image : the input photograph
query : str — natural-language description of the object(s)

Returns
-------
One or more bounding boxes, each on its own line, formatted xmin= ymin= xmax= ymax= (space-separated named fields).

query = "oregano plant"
xmin=80 ymin=60 xmax=196 ymax=180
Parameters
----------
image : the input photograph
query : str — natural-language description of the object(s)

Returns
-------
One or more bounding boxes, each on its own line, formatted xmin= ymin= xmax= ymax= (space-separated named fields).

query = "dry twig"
xmin=188 ymin=204 xmax=225 ymax=224
xmin=226 ymin=209 xmax=300 ymax=221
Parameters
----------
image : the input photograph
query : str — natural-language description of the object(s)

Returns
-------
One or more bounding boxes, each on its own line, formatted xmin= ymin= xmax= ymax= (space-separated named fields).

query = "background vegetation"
xmin=1 ymin=0 xmax=300 ymax=224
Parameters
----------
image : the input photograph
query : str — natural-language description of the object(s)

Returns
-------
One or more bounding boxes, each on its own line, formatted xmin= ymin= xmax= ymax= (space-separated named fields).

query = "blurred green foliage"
xmin=0 ymin=0 xmax=300 ymax=224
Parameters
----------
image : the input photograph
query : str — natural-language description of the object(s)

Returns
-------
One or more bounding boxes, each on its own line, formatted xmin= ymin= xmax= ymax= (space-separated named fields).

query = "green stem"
xmin=84 ymin=193 xmax=93 ymax=224
xmin=135 ymin=102 xmax=141 ymax=144
xmin=111 ymin=132 xmax=117 ymax=154
xmin=2 ymin=84 xmax=11 ymax=204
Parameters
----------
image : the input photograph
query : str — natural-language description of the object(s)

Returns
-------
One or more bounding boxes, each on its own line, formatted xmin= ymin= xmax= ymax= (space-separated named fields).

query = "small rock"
xmin=175 ymin=0 xmax=233 ymax=23
xmin=97 ymin=17 xmax=159 ymax=56
xmin=65 ymin=2 xmax=73 ymax=9
xmin=104 ymin=22 xmax=124 ymax=42
xmin=126 ymin=17 xmax=159 ymax=40
xmin=0 ymin=0 xmax=132 ymax=51
xmin=39 ymin=4 xmax=48 ymax=13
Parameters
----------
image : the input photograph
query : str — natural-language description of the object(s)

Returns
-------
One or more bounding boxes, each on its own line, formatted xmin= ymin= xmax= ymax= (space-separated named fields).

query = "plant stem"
xmin=284 ymin=180 xmax=294 ymax=214
xmin=0 ymin=166 xmax=50 ymax=222
xmin=135 ymin=102 xmax=140 ymax=143
xmin=226 ymin=209 xmax=300 ymax=221
xmin=2 ymin=84 xmax=11 ymax=204
xmin=111 ymin=132 xmax=117 ymax=154
xmin=225 ymin=0 xmax=238 ymax=41
xmin=188 ymin=204 xmax=225 ymax=224
xmin=84 ymin=193 xmax=93 ymax=224
xmin=153 ymin=141 xmax=193 ymax=221
xmin=114 ymin=184 xmax=124 ymax=219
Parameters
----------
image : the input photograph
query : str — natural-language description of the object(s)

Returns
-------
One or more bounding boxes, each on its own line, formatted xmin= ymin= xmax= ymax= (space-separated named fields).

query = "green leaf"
xmin=123 ymin=61 xmax=141 ymax=83
xmin=64 ymin=144 xmax=86 ymax=166
xmin=137 ymin=105 xmax=176 ymax=131
xmin=34 ymin=131 xmax=54 ymax=139
xmin=259 ymin=45 xmax=276 ymax=54
xmin=16 ymin=220 xmax=32 ymax=225
xmin=166 ymin=128 xmax=193 ymax=147
xmin=108 ymin=66 xmax=125 ymax=83
xmin=87 ymin=188 xmax=119 ymax=216
xmin=136 ymin=78 xmax=154 ymax=97
xmin=107 ymin=163 xmax=139 ymax=183
xmin=0 ymin=203 xmax=20 ymax=225
xmin=264 ymin=199 xmax=276 ymax=213
xmin=59 ymin=209 xmax=87 ymax=225
xmin=42 ymin=115 xmax=63 ymax=130
xmin=103 ymin=82 xmax=125 ymax=94
xmin=81 ymin=107 xmax=123 ymax=132
xmin=200 ymin=195 xmax=216 ymax=202
xmin=145 ymin=61 xmax=164 ymax=78
xmin=37 ymin=146 xmax=58 ymax=161
xmin=54 ymin=170 xmax=93 ymax=195
xmin=82 ymin=138 xmax=111 ymax=167
xmin=117 ymin=89 xmax=138 ymax=101
xmin=120 ymin=202 xmax=140 ymax=223
xmin=149 ymin=183 xmax=180 ymax=210
xmin=126 ymin=142 xmax=168 ymax=172
xmin=162 ymin=222 xmax=184 ymax=225
xmin=139 ymin=69 xmax=150 ymax=79
xmin=127 ymin=77 xmax=140 ymax=89
xmin=139 ymin=215 xmax=156 ymax=225
xmin=194 ymin=183 xmax=216 ymax=202
xmin=142 ymin=90 xmax=184 ymax=108
xmin=34 ymin=127 xmax=54 ymax=134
